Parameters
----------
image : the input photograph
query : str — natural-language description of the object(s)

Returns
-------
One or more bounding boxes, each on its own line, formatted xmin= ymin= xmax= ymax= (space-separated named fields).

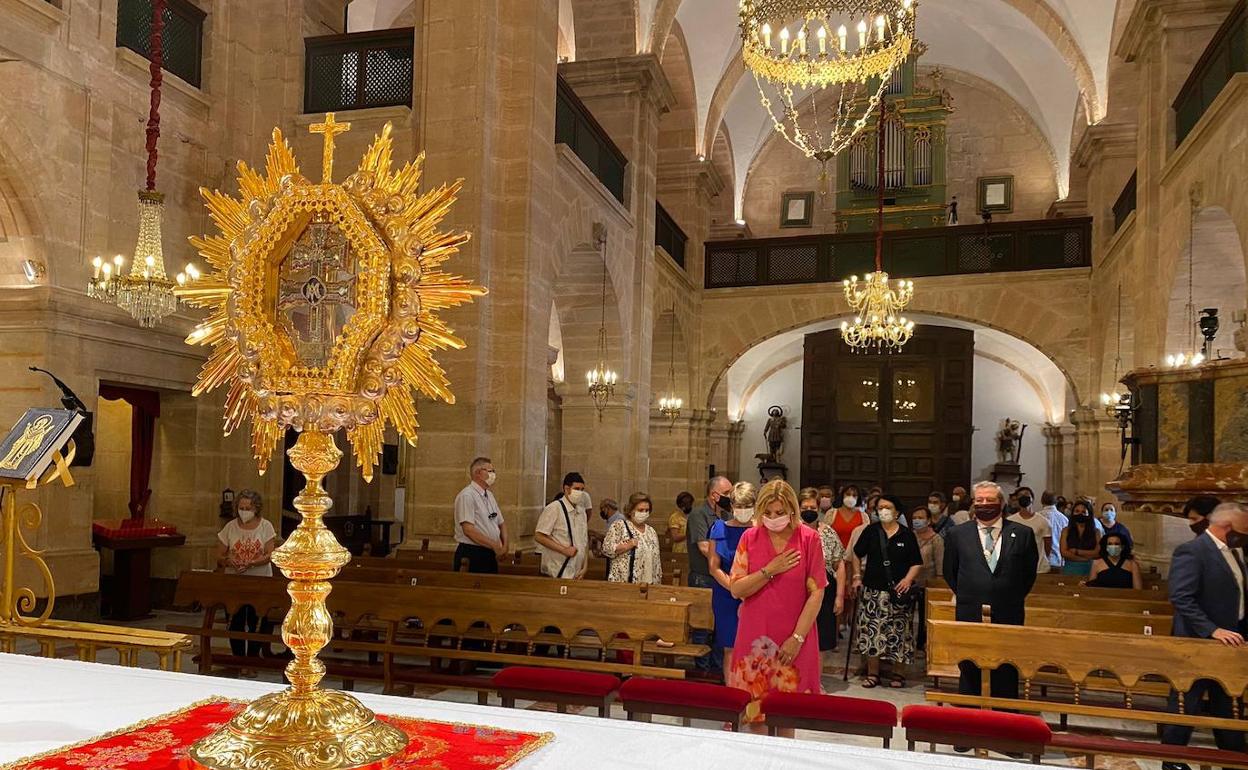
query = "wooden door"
xmin=800 ymin=326 xmax=973 ymax=507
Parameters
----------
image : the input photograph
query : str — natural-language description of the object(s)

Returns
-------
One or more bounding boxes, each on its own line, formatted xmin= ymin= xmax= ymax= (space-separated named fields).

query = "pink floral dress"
xmin=727 ymin=523 xmax=828 ymax=722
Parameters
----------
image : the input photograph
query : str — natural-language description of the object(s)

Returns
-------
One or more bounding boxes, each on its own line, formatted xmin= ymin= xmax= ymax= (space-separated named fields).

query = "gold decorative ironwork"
xmin=0 ymin=442 xmax=74 ymax=629
xmin=177 ymin=114 xmax=485 ymax=770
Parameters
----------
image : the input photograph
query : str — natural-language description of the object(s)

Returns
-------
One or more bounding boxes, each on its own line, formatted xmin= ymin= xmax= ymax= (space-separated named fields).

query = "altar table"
xmin=0 ymin=653 xmax=1032 ymax=769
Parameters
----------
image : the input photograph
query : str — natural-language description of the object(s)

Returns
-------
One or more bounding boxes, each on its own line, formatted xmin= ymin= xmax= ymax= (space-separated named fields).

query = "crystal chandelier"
xmin=739 ymin=0 xmax=916 ymax=183
xmin=86 ymin=0 xmax=195 ymax=328
xmin=840 ymin=97 xmax=915 ymax=351
xmin=657 ymin=307 xmax=683 ymax=429
xmin=586 ymin=227 xmax=616 ymax=419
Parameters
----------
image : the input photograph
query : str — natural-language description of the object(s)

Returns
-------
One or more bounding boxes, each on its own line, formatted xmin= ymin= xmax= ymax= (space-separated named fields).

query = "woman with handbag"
xmin=851 ymin=495 xmax=922 ymax=688
xmin=602 ymin=492 xmax=662 ymax=584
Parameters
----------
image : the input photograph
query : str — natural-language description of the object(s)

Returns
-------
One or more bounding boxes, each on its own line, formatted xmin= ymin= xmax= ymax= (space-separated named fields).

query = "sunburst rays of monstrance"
xmin=175 ymin=114 xmax=486 ymax=770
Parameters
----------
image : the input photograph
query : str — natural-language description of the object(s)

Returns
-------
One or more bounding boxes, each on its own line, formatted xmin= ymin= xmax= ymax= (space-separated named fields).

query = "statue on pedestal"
xmin=991 ymin=418 xmax=1026 ymax=485
xmin=763 ymin=405 xmax=787 ymax=462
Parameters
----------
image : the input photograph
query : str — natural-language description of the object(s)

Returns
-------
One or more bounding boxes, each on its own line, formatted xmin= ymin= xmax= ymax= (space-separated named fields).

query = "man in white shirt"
xmin=452 ymin=457 xmax=507 ymax=573
xmin=534 ymin=472 xmax=590 ymax=579
xmin=1007 ymin=486 xmax=1052 ymax=573
xmin=1037 ymin=490 xmax=1069 ymax=569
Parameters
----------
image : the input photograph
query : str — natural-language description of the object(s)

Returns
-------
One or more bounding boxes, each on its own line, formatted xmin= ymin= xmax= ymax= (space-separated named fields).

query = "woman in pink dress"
xmin=728 ymin=479 xmax=827 ymax=733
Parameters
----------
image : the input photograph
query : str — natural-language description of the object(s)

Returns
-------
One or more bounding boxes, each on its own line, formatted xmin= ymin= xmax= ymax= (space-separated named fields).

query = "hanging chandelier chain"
xmin=145 ymin=0 xmax=166 ymax=192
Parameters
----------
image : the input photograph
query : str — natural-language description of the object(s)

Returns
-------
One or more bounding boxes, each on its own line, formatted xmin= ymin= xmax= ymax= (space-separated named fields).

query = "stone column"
xmin=1071 ymin=406 xmax=1126 ymax=501
xmin=1118 ymin=0 xmax=1237 ymax=362
xmin=656 ymin=158 xmax=723 ymax=301
xmin=557 ymin=55 xmax=674 ymax=499
xmin=1042 ymin=422 xmax=1078 ymax=495
xmin=401 ymin=0 xmax=560 ymax=551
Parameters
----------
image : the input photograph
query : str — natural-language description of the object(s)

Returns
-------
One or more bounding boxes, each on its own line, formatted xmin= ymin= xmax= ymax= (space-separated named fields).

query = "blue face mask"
xmin=1106 ymin=544 xmax=1123 ymax=558
xmin=912 ymin=518 xmax=930 ymax=530
xmin=1103 ymin=509 xmax=1117 ymax=523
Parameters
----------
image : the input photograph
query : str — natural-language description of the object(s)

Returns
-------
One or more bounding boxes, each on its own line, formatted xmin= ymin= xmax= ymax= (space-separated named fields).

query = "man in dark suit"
xmin=1161 ymin=503 xmax=1248 ymax=769
xmin=942 ymin=480 xmax=1040 ymax=703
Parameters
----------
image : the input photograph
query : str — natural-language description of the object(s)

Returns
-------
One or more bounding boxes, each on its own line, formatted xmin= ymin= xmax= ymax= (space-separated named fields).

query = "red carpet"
xmin=6 ymin=700 xmax=552 ymax=770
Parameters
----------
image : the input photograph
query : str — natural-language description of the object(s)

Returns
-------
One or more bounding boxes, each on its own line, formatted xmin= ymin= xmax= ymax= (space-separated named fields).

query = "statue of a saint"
xmin=763 ymin=406 xmax=787 ymax=462
xmin=996 ymin=418 xmax=1023 ymax=464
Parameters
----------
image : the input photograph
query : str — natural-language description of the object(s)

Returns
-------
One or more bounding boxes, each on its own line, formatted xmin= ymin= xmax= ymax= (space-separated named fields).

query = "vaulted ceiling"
xmin=651 ymin=0 xmax=1120 ymax=216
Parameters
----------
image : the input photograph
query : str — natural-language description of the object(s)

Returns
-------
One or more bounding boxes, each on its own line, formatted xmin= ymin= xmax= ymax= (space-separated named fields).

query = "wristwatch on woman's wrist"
xmin=791 ymin=632 xmax=805 ymax=644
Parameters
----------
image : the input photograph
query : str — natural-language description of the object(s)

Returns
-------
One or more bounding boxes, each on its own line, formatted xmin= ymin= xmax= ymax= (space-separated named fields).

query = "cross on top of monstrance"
xmin=310 ymin=112 xmax=351 ymax=182
xmin=175 ymin=116 xmax=486 ymax=770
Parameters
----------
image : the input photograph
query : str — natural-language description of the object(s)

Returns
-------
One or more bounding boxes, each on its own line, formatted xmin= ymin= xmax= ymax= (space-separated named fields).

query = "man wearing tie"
xmin=942 ymin=480 xmax=1040 ymax=703
xmin=1160 ymin=502 xmax=1248 ymax=769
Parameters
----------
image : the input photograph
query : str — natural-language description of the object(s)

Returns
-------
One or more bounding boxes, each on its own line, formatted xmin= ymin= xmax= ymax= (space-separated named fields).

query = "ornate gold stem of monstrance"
xmin=178 ymin=113 xmax=485 ymax=770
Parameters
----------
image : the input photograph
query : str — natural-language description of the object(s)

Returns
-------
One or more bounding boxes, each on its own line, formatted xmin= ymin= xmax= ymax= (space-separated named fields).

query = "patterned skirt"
xmin=854 ymin=586 xmax=915 ymax=664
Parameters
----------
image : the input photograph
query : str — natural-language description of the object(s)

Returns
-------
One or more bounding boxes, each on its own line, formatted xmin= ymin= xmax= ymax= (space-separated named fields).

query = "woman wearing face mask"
xmin=799 ymin=488 xmax=846 ymax=665
xmin=817 ymin=486 xmax=836 ymax=517
xmin=727 ymin=480 xmax=826 ymax=732
xmin=1098 ymin=502 xmax=1133 ymax=550
xmin=668 ymin=492 xmax=694 ymax=554
xmin=602 ymin=493 xmax=662 ymax=584
xmin=909 ymin=505 xmax=944 ymax=651
xmin=707 ymin=482 xmax=756 ymax=679
xmin=1086 ymin=533 xmax=1142 ymax=589
xmin=830 ymin=485 xmax=870 ymax=551
xmin=851 ymin=496 xmax=922 ymax=688
xmin=215 ymin=489 xmax=277 ymax=663
xmin=1060 ymin=499 xmax=1102 ymax=576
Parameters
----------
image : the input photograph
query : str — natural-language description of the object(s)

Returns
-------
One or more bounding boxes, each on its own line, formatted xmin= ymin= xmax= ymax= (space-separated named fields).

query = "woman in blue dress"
xmin=707 ymin=481 xmax=756 ymax=680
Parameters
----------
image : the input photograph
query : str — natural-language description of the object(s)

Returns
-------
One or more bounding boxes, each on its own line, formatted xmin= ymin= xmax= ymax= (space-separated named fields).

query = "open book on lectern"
xmin=0 ymin=408 xmax=83 ymax=483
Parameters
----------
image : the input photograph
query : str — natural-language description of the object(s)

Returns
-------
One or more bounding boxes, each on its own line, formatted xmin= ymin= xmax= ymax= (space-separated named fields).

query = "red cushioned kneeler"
xmin=763 ymin=692 xmax=898 ymax=745
xmin=902 ymin=704 xmax=1051 ymax=762
xmin=492 ymin=666 xmax=620 ymax=717
xmin=618 ymin=677 xmax=752 ymax=732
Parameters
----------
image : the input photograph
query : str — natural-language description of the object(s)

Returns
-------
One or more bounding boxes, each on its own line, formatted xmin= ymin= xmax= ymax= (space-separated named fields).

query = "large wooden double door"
xmin=800 ymin=326 xmax=973 ymax=506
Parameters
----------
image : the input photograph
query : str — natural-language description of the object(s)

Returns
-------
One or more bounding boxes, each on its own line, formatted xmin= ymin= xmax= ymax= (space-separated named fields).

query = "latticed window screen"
xmin=304 ymin=31 xmax=414 ymax=114
xmin=116 ymin=0 xmax=205 ymax=88
xmin=955 ymin=234 xmax=1013 ymax=272
xmin=707 ymin=248 xmax=759 ymax=288
xmin=1028 ymin=229 xmax=1086 ymax=267
xmin=767 ymin=245 xmax=819 ymax=284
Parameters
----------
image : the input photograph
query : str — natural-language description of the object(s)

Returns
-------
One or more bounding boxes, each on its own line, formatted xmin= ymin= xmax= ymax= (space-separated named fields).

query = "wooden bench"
xmin=925 ymin=619 xmax=1248 ymax=769
xmin=338 ymin=563 xmax=714 ymax=634
xmin=924 ymin=587 xmax=1171 ymax=615
xmin=170 ymin=571 xmax=709 ymax=696
xmin=0 ymin=619 xmax=191 ymax=671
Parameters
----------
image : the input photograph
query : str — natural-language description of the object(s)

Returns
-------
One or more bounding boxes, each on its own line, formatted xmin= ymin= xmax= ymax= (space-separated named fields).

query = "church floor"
xmin=9 ymin=611 xmax=1158 ymax=770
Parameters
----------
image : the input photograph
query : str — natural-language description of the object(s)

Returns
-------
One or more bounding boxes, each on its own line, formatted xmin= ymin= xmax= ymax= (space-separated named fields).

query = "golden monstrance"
xmin=177 ymin=114 xmax=485 ymax=770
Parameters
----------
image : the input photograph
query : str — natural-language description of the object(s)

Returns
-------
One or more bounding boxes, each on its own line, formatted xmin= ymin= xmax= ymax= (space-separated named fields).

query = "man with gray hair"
xmin=942 ymin=479 xmax=1039 ymax=715
xmin=452 ymin=457 xmax=507 ymax=573
xmin=1160 ymin=502 xmax=1247 ymax=766
xmin=687 ymin=475 xmax=733 ymax=676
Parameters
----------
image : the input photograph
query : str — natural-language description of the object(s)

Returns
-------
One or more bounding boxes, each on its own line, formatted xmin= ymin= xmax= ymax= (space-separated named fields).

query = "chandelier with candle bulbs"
xmin=840 ymin=96 xmax=915 ymax=351
xmin=85 ymin=0 xmax=196 ymax=327
xmin=586 ymin=227 xmax=617 ymax=419
xmin=657 ymin=307 xmax=683 ymax=428
xmin=739 ymin=0 xmax=916 ymax=183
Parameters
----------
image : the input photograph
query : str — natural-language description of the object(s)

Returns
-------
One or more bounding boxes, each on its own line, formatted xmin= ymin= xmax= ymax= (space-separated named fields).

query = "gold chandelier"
xmin=840 ymin=97 xmax=915 ymax=351
xmin=86 ymin=0 xmax=196 ymax=327
xmin=657 ymin=306 xmax=682 ymax=428
xmin=739 ymin=0 xmax=916 ymax=177
xmin=586 ymin=226 xmax=617 ymax=419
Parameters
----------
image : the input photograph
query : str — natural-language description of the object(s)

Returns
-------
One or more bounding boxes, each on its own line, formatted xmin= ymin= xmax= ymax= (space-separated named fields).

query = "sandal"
xmin=860 ymin=675 xmax=880 ymax=688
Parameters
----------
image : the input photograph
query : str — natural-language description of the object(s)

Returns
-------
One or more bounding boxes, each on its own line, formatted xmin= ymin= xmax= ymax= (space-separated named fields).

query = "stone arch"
xmin=1162 ymin=205 xmax=1247 ymax=359
xmin=559 ymin=0 xmax=577 ymax=61
xmin=647 ymin=0 xmax=681 ymax=56
xmin=657 ymin=22 xmax=697 ymax=161
xmin=0 ymin=127 xmax=51 ymax=288
xmin=700 ymin=286 xmax=1089 ymax=414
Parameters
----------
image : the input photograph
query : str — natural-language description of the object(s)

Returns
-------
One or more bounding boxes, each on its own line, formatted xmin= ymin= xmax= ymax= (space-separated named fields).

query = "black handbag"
xmin=877 ymin=527 xmax=916 ymax=608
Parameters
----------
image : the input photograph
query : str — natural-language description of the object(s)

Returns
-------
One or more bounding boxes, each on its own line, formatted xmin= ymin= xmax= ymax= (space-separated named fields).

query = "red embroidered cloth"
xmin=5 ymin=700 xmax=552 ymax=770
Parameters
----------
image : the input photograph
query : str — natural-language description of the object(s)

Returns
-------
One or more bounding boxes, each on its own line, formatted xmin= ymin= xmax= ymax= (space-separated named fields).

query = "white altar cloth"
xmin=0 ymin=653 xmax=1028 ymax=769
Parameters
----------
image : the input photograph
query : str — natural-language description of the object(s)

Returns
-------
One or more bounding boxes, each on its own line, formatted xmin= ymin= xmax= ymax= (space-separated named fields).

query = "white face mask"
xmin=842 ymin=496 xmax=858 ymax=509
xmin=238 ymin=509 xmax=255 ymax=524
xmin=878 ymin=509 xmax=897 ymax=525
xmin=485 ymin=470 xmax=497 ymax=487
xmin=567 ymin=489 xmax=586 ymax=508
xmin=927 ymin=503 xmax=942 ymax=514
xmin=732 ymin=507 xmax=754 ymax=524
xmin=633 ymin=510 xmax=650 ymax=524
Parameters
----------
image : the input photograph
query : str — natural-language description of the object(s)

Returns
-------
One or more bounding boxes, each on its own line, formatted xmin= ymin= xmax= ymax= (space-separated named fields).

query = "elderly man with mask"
xmin=534 ymin=472 xmax=591 ymax=579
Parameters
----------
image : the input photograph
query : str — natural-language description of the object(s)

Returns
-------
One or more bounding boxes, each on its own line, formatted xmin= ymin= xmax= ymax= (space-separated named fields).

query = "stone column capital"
xmin=657 ymin=158 xmax=726 ymax=200
xmin=559 ymin=54 xmax=676 ymax=116
xmin=1073 ymin=122 xmax=1139 ymax=169
xmin=1118 ymin=0 xmax=1237 ymax=61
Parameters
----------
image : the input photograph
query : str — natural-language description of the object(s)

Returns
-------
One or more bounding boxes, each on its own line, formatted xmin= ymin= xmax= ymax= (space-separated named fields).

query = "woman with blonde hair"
xmin=707 ymin=481 xmax=756 ymax=677
xmin=602 ymin=492 xmax=662 ymax=584
xmin=728 ymin=480 xmax=827 ymax=732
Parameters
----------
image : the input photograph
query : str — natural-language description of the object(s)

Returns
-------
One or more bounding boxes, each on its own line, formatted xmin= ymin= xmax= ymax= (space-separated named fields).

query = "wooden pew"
xmin=170 ymin=571 xmax=709 ymax=696
xmin=925 ymin=600 xmax=1171 ymax=636
xmin=929 ymin=578 xmax=1167 ymax=602
xmin=337 ymin=563 xmax=713 ymax=633
xmin=0 ymin=619 xmax=191 ymax=671
xmin=924 ymin=619 xmax=1248 ymax=769
xmin=924 ymin=587 xmax=1171 ymax=615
